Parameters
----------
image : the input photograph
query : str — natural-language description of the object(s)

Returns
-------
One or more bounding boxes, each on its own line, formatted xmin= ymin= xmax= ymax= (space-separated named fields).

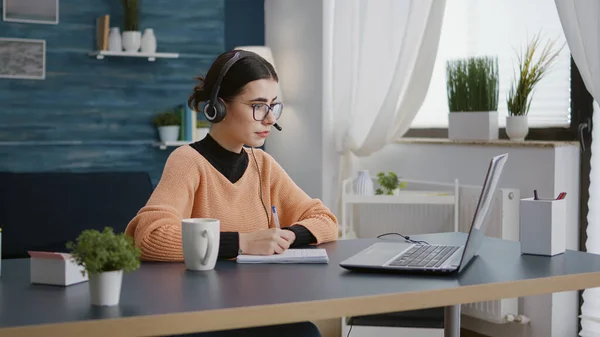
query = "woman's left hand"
xmin=281 ymin=229 xmax=296 ymax=245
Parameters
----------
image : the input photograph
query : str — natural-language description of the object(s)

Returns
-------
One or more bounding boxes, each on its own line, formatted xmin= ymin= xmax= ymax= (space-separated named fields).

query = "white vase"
xmin=89 ymin=270 xmax=123 ymax=306
xmin=448 ymin=111 xmax=499 ymax=140
xmin=353 ymin=170 xmax=374 ymax=196
xmin=158 ymin=126 xmax=180 ymax=143
xmin=196 ymin=127 xmax=209 ymax=141
xmin=141 ymin=28 xmax=157 ymax=53
xmin=122 ymin=31 xmax=141 ymax=53
xmin=108 ymin=27 xmax=122 ymax=52
xmin=506 ymin=115 xmax=529 ymax=141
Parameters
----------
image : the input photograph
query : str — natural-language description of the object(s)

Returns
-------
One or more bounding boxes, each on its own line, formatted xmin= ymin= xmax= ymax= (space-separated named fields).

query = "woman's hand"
xmin=239 ymin=228 xmax=297 ymax=255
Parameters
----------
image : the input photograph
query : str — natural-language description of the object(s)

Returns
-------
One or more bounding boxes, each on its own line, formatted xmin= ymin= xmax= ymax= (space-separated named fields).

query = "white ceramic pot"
xmin=89 ymin=270 xmax=123 ymax=306
xmin=141 ymin=28 xmax=157 ymax=53
xmin=353 ymin=170 xmax=374 ymax=196
xmin=108 ymin=27 xmax=122 ymax=52
xmin=122 ymin=31 xmax=141 ymax=53
xmin=196 ymin=127 xmax=209 ymax=141
xmin=448 ymin=111 xmax=499 ymax=140
xmin=506 ymin=115 xmax=529 ymax=141
xmin=158 ymin=126 xmax=180 ymax=143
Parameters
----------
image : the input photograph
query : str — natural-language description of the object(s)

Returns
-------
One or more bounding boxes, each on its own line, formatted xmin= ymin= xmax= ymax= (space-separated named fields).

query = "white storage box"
xmin=519 ymin=197 xmax=566 ymax=256
xmin=28 ymin=251 xmax=88 ymax=286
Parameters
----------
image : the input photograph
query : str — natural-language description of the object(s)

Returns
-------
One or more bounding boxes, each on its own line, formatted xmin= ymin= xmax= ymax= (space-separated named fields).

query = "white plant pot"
xmin=122 ymin=31 xmax=141 ymax=53
xmin=353 ymin=170 xmax=374 ymax=196
xmin=506 ymin=115 xmax=529 ymax=141
xmin=448 ymin=111 xmax=499 ymax=140
xmin=196 ymin=127 xmax=209 ymax=141
xmin=141 ymin=28 xmax=157 ymax=53
xmin=89 ymin=270 xmax=123 ymax=306
xmin=158 ymin=126 xmax=180 ymax=143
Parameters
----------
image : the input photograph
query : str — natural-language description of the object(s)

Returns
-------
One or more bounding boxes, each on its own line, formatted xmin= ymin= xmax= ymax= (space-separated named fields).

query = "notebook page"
xmin=236 ymin=248 xmax=329 ymax=264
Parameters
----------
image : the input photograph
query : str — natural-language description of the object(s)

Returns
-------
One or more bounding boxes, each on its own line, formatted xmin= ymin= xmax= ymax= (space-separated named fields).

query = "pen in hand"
xmin=271 ymin=206 xmax=281 ymax=229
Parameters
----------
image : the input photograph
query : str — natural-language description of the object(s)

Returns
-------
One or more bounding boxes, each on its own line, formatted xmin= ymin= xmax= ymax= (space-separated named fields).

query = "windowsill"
xmin=396 ymin=137 xmax=580 ymax=148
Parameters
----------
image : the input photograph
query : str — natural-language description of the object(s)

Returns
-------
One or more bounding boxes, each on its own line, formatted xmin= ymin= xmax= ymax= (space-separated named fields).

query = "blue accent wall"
xmin=225 ymin=0 xmax=265 ymax=50
xmin=0 ymin=0 xmax=265 ymax=185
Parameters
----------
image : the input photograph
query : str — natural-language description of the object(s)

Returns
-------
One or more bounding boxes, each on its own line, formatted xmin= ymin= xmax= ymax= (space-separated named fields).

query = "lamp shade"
xmin=234 ymin=45 xmax=283 ymax=101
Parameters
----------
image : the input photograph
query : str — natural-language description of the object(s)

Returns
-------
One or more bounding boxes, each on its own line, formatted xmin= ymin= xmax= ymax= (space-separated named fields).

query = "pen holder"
xmin=520 ymin=197 xmax=566 ymax=256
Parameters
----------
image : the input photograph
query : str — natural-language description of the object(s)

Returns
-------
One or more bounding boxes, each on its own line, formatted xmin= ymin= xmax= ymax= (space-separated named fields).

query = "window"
xmin=411 ymin=0 xmax=571 ymax=129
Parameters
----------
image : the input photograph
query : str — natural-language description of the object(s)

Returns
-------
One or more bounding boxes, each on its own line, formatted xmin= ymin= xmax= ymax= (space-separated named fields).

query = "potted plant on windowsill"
xmin=153 ymin=109 xmax=181 ymax=143
xmin=375 ymin=172 xmax=406 ymax=196
xmin=447 ymin=56 xmax=499 ymax=140
xmin=506 ymin=33 xmax=565 ymax=141
xmin=121 ymin=0 xmax=141 ymax=53
xmin=66 ymin=227 xmax=141 ymax=306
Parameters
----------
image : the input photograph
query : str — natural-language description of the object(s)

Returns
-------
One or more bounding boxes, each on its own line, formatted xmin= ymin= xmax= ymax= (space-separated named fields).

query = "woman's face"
xmin=220 ymin=78 xmax=281 ymax=149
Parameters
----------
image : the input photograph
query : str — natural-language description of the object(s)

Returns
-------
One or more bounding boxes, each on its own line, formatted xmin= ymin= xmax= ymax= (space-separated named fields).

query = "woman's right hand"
xmin=239 ymin=228 xmax=295 ymax=255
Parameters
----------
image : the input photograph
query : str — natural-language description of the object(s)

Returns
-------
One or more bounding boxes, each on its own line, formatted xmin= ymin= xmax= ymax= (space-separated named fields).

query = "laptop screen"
xmin=457 ymin=153 xmax=508 ymax=272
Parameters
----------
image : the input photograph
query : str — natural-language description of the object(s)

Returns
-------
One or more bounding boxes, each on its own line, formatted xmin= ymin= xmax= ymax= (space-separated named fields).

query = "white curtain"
xmin=554 ymin=0 xmax=600 ymax=336
xmin=323 ymin=0 xmax=446 ymax=235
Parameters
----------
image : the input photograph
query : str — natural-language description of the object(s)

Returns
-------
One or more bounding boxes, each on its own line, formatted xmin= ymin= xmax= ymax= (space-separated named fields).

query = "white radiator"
xmin=352 ymin=179 xmax=520 ymax=324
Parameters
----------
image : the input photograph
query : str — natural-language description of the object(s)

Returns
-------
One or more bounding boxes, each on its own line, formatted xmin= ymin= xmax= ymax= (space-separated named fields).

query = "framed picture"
xmin=0 ymin=38 xmax=46 ymax=80
xmin=3 ymin=0 xmax=59 ymax=25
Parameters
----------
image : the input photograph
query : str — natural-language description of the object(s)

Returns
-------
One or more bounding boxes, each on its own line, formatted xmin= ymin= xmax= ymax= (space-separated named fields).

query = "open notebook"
xmin=236 ymin=248 xmax=329 ymax=264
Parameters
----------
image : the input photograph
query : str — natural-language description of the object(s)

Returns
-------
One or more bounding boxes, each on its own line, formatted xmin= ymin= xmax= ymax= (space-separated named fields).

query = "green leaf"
xmin=446 ymin=56 xmax=499 ymax=112
xmin=376 ymin=171 xmax=405 ymax=195
xmin=506 ymin=32 xmax=565 ymax=116
xmin=66 ymin=227 xmax=141 ymax=276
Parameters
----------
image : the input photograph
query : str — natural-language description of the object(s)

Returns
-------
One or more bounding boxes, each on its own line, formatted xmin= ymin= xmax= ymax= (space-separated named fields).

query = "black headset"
xmin=203 ymin=50 xmax=282 ymax=131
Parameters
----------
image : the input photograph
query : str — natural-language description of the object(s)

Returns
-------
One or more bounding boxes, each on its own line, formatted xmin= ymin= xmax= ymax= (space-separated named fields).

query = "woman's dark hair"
xmin=187 ymin=50 xmax=279 ymax=112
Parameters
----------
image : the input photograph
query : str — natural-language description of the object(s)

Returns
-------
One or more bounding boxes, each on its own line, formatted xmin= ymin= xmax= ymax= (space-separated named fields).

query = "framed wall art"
xmin=3 ymin=0 xmax=59 ymax=25
xmin=0 ymin=38 xmax=46 ymax=80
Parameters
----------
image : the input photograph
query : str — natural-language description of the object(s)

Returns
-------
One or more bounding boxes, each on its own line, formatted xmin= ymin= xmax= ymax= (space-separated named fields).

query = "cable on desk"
xmin=346 ymin=324 xmax=353 ymax=337
xmin=376 ymin=232 xmax=429 ymax=245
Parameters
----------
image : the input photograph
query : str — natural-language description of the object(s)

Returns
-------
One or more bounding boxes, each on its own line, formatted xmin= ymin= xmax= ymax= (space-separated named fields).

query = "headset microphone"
xmin=274 ymin=123 xmax=282 ymax=131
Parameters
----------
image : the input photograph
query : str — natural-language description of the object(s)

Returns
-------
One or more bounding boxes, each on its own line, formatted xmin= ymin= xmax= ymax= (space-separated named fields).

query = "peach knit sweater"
xmin=125 ymin=145 xmax=339 ymax=261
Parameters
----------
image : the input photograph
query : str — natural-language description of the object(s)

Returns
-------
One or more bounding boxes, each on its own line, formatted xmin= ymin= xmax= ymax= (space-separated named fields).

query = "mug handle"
xmin=200 ymin=229 xmax=212 ymax=265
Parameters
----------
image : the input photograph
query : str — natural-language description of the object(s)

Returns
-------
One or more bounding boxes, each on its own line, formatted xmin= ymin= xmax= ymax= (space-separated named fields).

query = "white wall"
xmin=264 ymin=0 xmax=324 ymax=199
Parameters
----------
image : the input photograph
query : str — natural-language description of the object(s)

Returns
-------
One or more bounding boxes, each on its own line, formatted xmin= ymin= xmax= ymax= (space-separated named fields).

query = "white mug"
xmin=182 ymin=218 xmax=220 ymax=271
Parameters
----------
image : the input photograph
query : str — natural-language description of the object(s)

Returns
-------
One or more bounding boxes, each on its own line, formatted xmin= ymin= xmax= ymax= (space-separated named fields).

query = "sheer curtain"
xmin=554 ymin=1 xmax=600 ymax=336
xmin=323 ymin=0 xmax=446 ymax=233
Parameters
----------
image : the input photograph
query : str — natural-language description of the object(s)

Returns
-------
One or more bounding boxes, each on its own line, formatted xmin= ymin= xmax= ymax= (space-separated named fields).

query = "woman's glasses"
xmin=249 ymin=102 xmax=284 ymax=122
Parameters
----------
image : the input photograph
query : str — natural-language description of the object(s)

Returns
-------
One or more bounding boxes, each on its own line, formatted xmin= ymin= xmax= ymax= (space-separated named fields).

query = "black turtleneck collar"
xmin=189 ymin=133 xmax=249 ymax=184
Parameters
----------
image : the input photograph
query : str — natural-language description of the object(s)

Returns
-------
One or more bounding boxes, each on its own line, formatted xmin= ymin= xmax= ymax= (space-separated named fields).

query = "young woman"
xmin=125 ymin=50 xmax=338 ymax=337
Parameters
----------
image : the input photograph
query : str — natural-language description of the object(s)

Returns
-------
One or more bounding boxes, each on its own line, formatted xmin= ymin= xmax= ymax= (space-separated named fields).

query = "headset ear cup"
xmin=203 ymin=100 xmax=225 ymax=123
xmin=212 ymin=99 xmax=226 ymax=123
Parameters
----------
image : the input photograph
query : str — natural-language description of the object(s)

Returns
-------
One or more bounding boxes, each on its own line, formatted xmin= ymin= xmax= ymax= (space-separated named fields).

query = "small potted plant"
xmin=446 ymin=55 xmax=499 ymax=140
xmin=121 ymin=0 xmax=141 ymax=52
xmin=375 ymin=172 xmax=407 ymax=196
xmin=196 ymin=120 xmax=210 ymax=141
xmin=153 ymin=109 xmax=181 ymax=143
xmin=506 ymin=33 xmax=565 ymax=141
xmin=66 ymin=227 xmax=141 ymax=306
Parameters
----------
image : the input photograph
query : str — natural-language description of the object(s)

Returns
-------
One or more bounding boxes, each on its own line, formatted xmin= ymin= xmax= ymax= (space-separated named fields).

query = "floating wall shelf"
xmin=89 ymin=50 xmax=179 ymax=62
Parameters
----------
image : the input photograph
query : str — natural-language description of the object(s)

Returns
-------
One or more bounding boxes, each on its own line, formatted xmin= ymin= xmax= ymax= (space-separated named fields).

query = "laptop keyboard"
xmin=388 ymin=245 xmax=460 ymax=268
